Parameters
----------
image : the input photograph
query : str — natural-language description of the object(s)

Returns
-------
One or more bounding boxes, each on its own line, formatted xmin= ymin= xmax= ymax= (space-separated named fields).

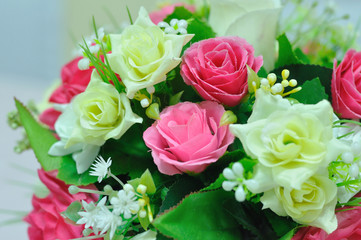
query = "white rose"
xmin=208 ymin=0 xmax=282 ymax=70
xmin=108 ymin=7 xmax=193 ymax=98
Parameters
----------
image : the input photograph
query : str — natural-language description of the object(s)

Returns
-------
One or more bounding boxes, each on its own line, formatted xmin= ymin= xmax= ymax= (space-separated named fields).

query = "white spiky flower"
xmin=89 ymin=156 xmax=112 ymax=183
xmin=77 ymin=197 xmax=107 ymax=234
xmin=110 ymin=189 xmax=140 ymax=219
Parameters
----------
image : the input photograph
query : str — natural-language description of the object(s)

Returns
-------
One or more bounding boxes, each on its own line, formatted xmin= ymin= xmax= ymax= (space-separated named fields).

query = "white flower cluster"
xmin=222 ymin=162 xmax=247 ymax=202
xmin=77 ymin=183 xmax=140 ymax=239
xmin=158 ymin=19 xmax=188 ymax=35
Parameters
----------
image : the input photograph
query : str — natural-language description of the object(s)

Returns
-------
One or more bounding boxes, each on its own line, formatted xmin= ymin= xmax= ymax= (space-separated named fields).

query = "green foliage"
xmin=290 ymin=77 xmax=328 ymax=104
xmin=153 ymin=189 xmax=242 ymax=240
xmin=275 ymin=34 xmax=301 ymax=69
xmin=57 ymin=156 xmax=97 ymax=186
xmin=158 ymin=176 xmax=203 ymax=214
xmin=15 ymin=99 xmax=61 ymax=171
xmin=264 ymin=210 xmax=298 ymax=237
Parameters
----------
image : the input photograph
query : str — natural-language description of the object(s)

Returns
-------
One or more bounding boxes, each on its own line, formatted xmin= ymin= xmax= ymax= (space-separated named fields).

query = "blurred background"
xmin=0 ymin=0 xmax=360 ymax=239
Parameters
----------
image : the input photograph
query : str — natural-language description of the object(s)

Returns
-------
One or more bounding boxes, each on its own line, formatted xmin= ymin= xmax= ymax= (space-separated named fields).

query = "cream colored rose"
xmin=261 ymin=174 xmax=338 ymax=233
xmin=66 ymin=70 xmax=142 ymax=147
xmin=108 ymin=7 xmax=193 ymax=98
xmin=230 ymin=89 xmax=348 ymax=190
xmin=208 ymin=0 xmax=282 ymax=70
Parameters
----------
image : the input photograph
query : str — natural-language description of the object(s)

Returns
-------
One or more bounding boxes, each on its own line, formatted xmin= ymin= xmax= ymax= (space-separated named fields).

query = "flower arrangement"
xmin=8 ymin=0 xmax=361 ymax=239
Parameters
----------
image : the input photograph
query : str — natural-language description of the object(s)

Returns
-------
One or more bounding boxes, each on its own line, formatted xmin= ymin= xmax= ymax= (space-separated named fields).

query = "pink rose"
xmin=149 ymin=3 xmax=196 ymax=24
xmin=143 ymin=101 xmax=234 ymax=175
xmin=331 ymin=49 xmax=361 ymax=119
xmin=292 ymin=193 xmax=361 ymax=240
xmin=39 ymin=56 xmax=94 ymax=129
xmin=180 ymin=36 xmax=263 ymax=107
xmin=24 ymin=169 xmax=98 ymax=240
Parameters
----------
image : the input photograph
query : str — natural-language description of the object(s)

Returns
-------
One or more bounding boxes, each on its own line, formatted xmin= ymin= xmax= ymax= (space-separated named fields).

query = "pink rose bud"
xmin=331 ymin=49 xmax=361 ymax=119
xmin=180 ymin=36 xmax=263 ymax=107
xmin=143 ymin=101 xmax=234 ymax=175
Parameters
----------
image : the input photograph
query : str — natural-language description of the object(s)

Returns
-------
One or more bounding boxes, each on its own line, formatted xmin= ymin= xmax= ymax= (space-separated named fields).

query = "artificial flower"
xmin=230 ymin=89 xmax=348 ymax=191
xmin=143 ymin=101 xmax=234 ymax=175
xmin=331 ymin=49 xmax=361 ymax=119
xmin=208 ymin=0 xmax=282 ymax=70
xmin=292 ymin=193 xmax=361 ymax=239
xmin=262 ymin=174 xmax=337 ymax=233
xmin=108 ymin=7 xmax=193 ymax=98
xmin=180 ymin=36 xmax=263 ymax=107
xmin=24 ymin=169 xmax=97 ymax=240
xmin=39 ymin=56 xmax=93 ymax=129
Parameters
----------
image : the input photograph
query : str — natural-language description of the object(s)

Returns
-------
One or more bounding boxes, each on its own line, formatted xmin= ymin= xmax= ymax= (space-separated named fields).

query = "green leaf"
xmin=264 ymin=210 xmax=298 ymax=237
xmin=159 ymin=176 xmax=203 ymax=214
xmin=279 ymin=228 xmax=298 ymax=240
xmin=223 ymin=200 xmax=277 ymax=239
xmin=57 ymin=155 xmax=97 ymax=186
xmin=271 ymin=64 xmax=333 ymax=99
xmin=63 ymin=201 xmax=82 ymax=223
xmin=290 ymin=77 xmax=328 ymax=104
xmin=153 ymin=189 xmax=242 ymax=240
xmin=294 ymin=48 xmax=310 ymax=64
xmin=15 ymin=99 xmax=61 ymax=171
xmin=275 ymin=34 xmax=301 ymax=69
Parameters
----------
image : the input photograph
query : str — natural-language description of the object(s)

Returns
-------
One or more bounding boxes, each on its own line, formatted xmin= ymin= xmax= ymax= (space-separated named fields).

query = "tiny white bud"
xmin=281 ymin=80 xmax=289 ymax=88
xmin=222 ymin=181 xmax=237 ymax=191
xmin=289 ymin=79 xmax=297 ymax=87
xmin=282 ymin=69 xmax=290 ymax=80
xmin=260 ymin=78 xmax=269 ymax=87
xmin=164 ymin=27 xmax=176 ymax=34
xmin=232 ymin=162 xmax=244 ymax=177
xmin=178 ymin=19 xmax=188 ymax=28
xmin=170 ymin=19 xmax=178 ymax=27
xmin=68 ymin=185 xmax=80 ymax=194
xmin=97 ymin=27 xmax=105 ymax=40
xmin=223 ymin=168 xmax=236 ymax=180
xmin=104 ymin=185 xmax=113 ymax=194
xmin=78 ymin=58 xmax=90 ymax=70
xmin=235 ymin=186 xmax=246 ymax=202
xmin=158 ymin=21 xmax=169 ymax=28
xmin=123 ymin=183 xmax=134 ymax=192
xmin=351 ymin=141 xmax=361 ymax=156
xmin=140 ymin=98 xmax=150 ymax=108
xmin=137 ymin=184 xmax=147 ymax=195
xmin=271 ymin=83 xmax=283 ymax=94
xmin=146 ymin=86 xmax=155 ymax=94
xmin=349 ymin=163 xmax=360 ymax=178
xmin=128 ymin=92 xmax=135 ymax=99
xmin=267 ymin=73 xmax=277 ymax=84
xmin=342 ymin=152 xmax=354 ymax=164
xmin=139 ymin=209 xmax=147 ymax=218
xmin=178 ymin=28 xmax=187 ymax=35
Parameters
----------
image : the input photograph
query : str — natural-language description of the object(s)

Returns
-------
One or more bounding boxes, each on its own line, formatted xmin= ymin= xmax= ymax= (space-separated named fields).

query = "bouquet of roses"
xmin=9 ymin=0 xmax=361 ymax=239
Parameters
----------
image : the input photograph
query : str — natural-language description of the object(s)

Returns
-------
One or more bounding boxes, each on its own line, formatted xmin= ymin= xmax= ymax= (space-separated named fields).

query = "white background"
xmin=0 ymin=0 xmax=360 ymax=239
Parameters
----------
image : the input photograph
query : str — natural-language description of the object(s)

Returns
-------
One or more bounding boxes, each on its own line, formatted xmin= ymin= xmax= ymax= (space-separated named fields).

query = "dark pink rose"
xmin=143 ymin=101 xmax=234 ymax=175
xmin=180 ymin=36 xmax=263 ymax=107
xmin=39 ymin=56 xmax=94 ymax=129
xmin=24 ymin=169 xmax=98 ymax=240
xmin=331 ymin=49 xmax=361 ymax=119
xmin=149 ymin=3 xmax=196 ymax=24
xmin=292 ymin=193 xmax=361 ymax=240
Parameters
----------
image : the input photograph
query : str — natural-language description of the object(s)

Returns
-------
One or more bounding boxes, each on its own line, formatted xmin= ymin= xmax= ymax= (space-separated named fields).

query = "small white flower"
xmin=89 ymin=156 xmax=112 ymax=183
xmin=158 ymin=19 xmax=188 ymax=35
xmin=96 ymin=208 xmax=123 ymax=240
xmin=77 ymin=197 xmax=107 ymax=234
xmin=110 ymin=189 xmax=140 ymax=219
xmin=78 ymin=58 xmax=90 ymax=70
xmin=222 ymin=162 xmax=247 ymax=202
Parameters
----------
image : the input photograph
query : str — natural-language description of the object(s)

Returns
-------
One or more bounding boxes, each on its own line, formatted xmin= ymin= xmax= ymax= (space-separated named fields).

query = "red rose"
xmin=292 ymin=193 xmax=361 ymax=240
xmin=331 ymin=49 xmax=361 ymax=119
xmin=24 ymin=169 xmax=98 ymax=240
xmin=180 ymin=36 xmax=263 ymax=107
xmin=39 ymin=57 xmax=93 ymax=129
